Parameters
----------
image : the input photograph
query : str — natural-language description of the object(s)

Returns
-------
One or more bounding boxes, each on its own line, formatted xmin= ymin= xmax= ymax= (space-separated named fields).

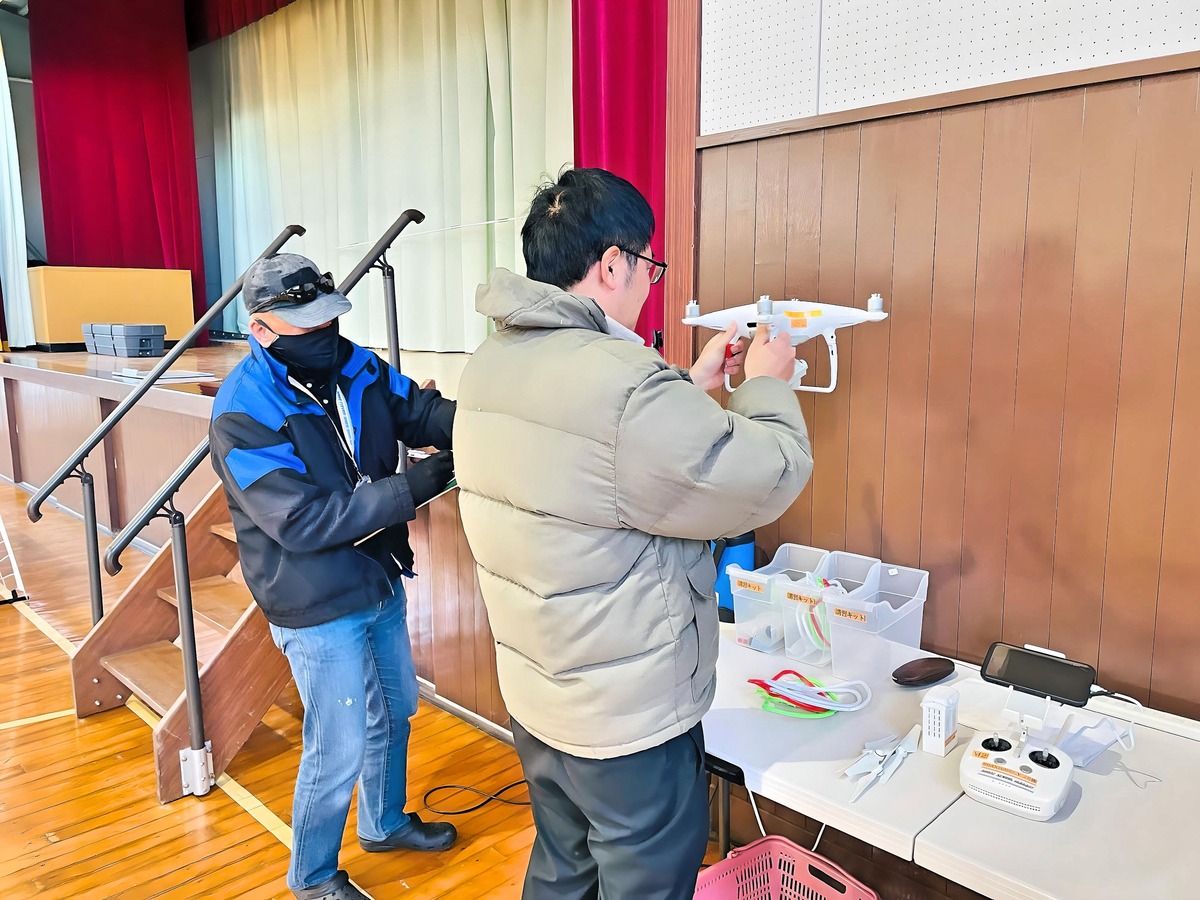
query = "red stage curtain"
xmin=185 ymin=0 xmax=296 ymax=49
xmin=29 ymin=0 xmax=208 ymax=334
xmin=572 ymin=0 xmax=669 ymax=347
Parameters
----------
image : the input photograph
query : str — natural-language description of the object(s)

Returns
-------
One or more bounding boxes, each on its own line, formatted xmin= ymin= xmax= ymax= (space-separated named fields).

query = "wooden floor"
xmin=0 ymin=483 xmax=536 ymax=899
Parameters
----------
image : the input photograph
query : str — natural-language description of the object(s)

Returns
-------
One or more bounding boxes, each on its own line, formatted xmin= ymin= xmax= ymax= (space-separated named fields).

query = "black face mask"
xmin=264 ymin=320 xmax=341 ymax=373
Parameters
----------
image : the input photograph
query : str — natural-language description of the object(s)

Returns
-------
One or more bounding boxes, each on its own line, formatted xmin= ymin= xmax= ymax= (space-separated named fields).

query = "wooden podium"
xmin=27 ymin=266 xmax=195 ymax=350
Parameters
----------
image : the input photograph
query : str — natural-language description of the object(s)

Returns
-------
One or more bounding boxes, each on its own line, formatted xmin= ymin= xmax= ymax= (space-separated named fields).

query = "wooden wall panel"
xmin=1154 ymin=147 xmax=1200 ymax=718
xmin=879 ymin=113 xmax=939 ymax=567
xmin=408 ymin=507 xmax=435 ymax=683
xmin=696 ymin=145 xmax=734 ymax=412
xmin=11 ymin=381 xmax=113 ymax=528
xmin=687 ymin=71 xmax=1200 ymax=713
xmin=751 ymin=138 xmax=790 ymax=310
xmin=454 ymin=497 xmax=479 ymax=716
xmin=696 ymin=147 xmax=729 ymax=324
xmin=917 ymin=106 xmax=984 ymax=658
xmin=722 ymin=142 xmax=760 ymax=420
xmin=999 ymin=91 xmax=1084 ymax=650
xmin=108 ymin=406 xmax=215 ymax=546
xmin=430 ymin=494 xmax=468 ymax=708
xmin=780 ymin=132 xmax=825 ymax=547
xmin=423 ymin=490 xmax=510 ymax=728
xmin=844 ymin=121 xmax=896 ymax=561
xmin=750 ymin=137 xmax=790 ymax=558
xmin=809 ymin=126 xmax=860 ymax=553
xmin=1047 ymin=83 xmax=1139 ymax=668
xmin=1098 ymin=73 xmax=1199 ymax=698
xmin=471 ymin=562 xmax=506 ymax=727
xmin=957 ymin=98 xmax=1032 ymax=660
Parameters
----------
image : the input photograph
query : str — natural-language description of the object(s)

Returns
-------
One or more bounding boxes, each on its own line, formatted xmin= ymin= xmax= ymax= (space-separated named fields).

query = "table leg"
xmin=717 ymin=775 xmax=731 ymax=857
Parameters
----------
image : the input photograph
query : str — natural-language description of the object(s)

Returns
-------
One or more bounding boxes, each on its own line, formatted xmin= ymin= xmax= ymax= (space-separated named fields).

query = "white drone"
xmin=683 ymin=293 xmax=888 ymax=393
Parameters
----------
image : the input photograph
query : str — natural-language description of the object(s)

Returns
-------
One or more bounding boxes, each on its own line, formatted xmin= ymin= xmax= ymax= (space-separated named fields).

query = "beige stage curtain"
xmin=193 ymin=0 xmax=574 ymax=352
xmin=0 ymin=30 xmax=34 ymax=348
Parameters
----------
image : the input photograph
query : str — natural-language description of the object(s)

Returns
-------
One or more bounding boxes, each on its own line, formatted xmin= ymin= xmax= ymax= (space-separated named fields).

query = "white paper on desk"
xmin=954 ymin=676 xmax=1129 ymax=767
xmin=114 ymin=368 xmax=217 ymax=383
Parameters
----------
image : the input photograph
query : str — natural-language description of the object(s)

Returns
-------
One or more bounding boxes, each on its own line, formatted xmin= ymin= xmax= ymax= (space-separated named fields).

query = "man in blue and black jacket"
xmin=210 ymin=253 xmax=458 ymax=900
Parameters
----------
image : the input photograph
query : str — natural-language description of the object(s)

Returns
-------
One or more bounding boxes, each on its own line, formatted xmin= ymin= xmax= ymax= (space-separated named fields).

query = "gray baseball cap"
xmin=243 ymin=252 xmax=352 ymax=328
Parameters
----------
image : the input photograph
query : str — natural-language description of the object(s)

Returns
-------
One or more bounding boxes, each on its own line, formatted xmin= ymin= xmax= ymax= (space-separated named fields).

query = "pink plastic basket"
xmin=694 ymin=836 xmax=879 ymax=900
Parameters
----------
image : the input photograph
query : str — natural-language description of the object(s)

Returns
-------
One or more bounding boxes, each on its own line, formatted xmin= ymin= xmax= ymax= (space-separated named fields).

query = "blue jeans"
xmin=269 ymin=579 xmax=418 ymax=892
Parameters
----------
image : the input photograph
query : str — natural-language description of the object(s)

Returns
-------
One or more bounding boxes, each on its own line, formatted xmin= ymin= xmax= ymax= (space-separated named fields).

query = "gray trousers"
xmin=511 ymin=719 xmax=710 ymax=900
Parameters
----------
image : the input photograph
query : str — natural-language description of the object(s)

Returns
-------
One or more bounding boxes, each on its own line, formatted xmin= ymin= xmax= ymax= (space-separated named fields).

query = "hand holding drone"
xmin=683 ymin=293 xmax=888 ymax=393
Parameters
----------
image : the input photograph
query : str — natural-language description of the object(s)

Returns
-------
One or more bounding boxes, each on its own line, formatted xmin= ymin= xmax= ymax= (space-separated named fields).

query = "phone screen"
xmin=981 ymin=643 xmax=1096 ymax=707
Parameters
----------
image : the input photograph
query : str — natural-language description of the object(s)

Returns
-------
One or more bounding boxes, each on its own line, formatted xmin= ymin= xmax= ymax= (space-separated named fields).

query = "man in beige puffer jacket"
xmin=455 ymin=168 xmax=813 ymax=900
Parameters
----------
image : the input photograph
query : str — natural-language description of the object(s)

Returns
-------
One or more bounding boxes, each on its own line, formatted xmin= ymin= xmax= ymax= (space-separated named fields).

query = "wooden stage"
xmin=0 ymin=344 xmax=470 ymax=545
xmin=0 ymin=344 xmax=243 ymax=547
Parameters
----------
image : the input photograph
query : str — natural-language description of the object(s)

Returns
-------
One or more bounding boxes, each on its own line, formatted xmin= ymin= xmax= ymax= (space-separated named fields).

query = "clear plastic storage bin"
xmin=770 ymin=545 xmax=834 ymax=666
xmin=731 ymin=544 xmax=829 ymax=655
xmin=813 ymin=550 xmax=879 ymax=594
xmin=769 ymin=549 xmax=880 ymax=669
xmin=826 ymin=563 xmax=929 ymax=683
xmin=729 ymin=564 xmax=782 ymax=653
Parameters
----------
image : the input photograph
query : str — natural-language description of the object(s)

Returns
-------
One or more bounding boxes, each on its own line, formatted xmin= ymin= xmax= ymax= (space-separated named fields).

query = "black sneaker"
xmin=359 ymin=812 xmax=458 ymax=853
xmin=292 ymin=871 xmax=369 ymax=900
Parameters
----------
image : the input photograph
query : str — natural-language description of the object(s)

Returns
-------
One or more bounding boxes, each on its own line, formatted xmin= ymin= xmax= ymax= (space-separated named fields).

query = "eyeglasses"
xmin=260 ymin=270 xmax=336 ymax=310
xmin=619 ymin=248 xmax=668 ymax=285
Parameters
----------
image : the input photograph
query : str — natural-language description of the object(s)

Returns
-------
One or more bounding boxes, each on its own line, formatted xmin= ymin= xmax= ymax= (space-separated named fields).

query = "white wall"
xmin=701 ymin=0 xmax=1200 ymax=136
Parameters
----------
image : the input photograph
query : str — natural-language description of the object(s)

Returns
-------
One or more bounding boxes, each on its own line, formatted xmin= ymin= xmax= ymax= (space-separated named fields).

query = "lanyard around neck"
xmin=289 ymin=376 xmax=368 ymax=485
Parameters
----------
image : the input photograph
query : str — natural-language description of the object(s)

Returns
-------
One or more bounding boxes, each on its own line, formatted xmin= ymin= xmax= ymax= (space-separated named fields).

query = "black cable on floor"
xmin=422 ymin=779 xmax=531 ymax=815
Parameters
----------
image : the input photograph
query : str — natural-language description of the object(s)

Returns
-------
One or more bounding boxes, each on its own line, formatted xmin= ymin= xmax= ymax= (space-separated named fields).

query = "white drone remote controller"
xmin=959 ymin=730 xmax=1074 ymax=821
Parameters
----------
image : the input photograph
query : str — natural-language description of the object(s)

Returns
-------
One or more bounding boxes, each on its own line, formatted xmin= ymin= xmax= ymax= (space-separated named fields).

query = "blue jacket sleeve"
xmin=210 ymin=410 xmax=415 ymax=552
xmin=381 ymin=364 xmax=456 ymax=450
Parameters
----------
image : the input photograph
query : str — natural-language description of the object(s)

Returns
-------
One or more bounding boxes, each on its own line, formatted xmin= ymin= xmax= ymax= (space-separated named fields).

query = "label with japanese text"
xmin=831 ymin=607 xmax=868 ymax=624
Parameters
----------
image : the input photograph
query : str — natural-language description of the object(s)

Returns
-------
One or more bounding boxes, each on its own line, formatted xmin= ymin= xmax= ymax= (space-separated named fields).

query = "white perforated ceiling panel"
xmin=700 ymin=0 xmax=822 ymax=136
xmin=820 ymin=0 xmax=1200 ymax=112
xmin=700 ymin=0 xmax=1200 ymax=134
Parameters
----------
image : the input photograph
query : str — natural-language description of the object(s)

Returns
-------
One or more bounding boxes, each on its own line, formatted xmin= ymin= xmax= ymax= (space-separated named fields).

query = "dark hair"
xmin=521 ymin=167 xmax=655 ymax=290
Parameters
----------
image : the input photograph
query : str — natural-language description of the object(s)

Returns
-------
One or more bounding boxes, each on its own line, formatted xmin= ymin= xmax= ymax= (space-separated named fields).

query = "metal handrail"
xmin=338 ymin=208 xmax=424 ymax=294
xmin=337 ymin=208 xmax=425 ymax=369
xmin=101 ymin=208 xmax=426 ymax=577
xmin=104 ymin=438 xmax=210 ymax=576
xmin=24 ymin=224 xmax=306 ymax=622
xmin=26 ymin=223 xmax=306 ymax=526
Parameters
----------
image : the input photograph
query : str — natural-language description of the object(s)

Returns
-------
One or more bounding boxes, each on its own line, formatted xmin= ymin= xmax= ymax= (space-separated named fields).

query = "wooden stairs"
xmin=70 ymin=482 xmax=291 ymax=803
